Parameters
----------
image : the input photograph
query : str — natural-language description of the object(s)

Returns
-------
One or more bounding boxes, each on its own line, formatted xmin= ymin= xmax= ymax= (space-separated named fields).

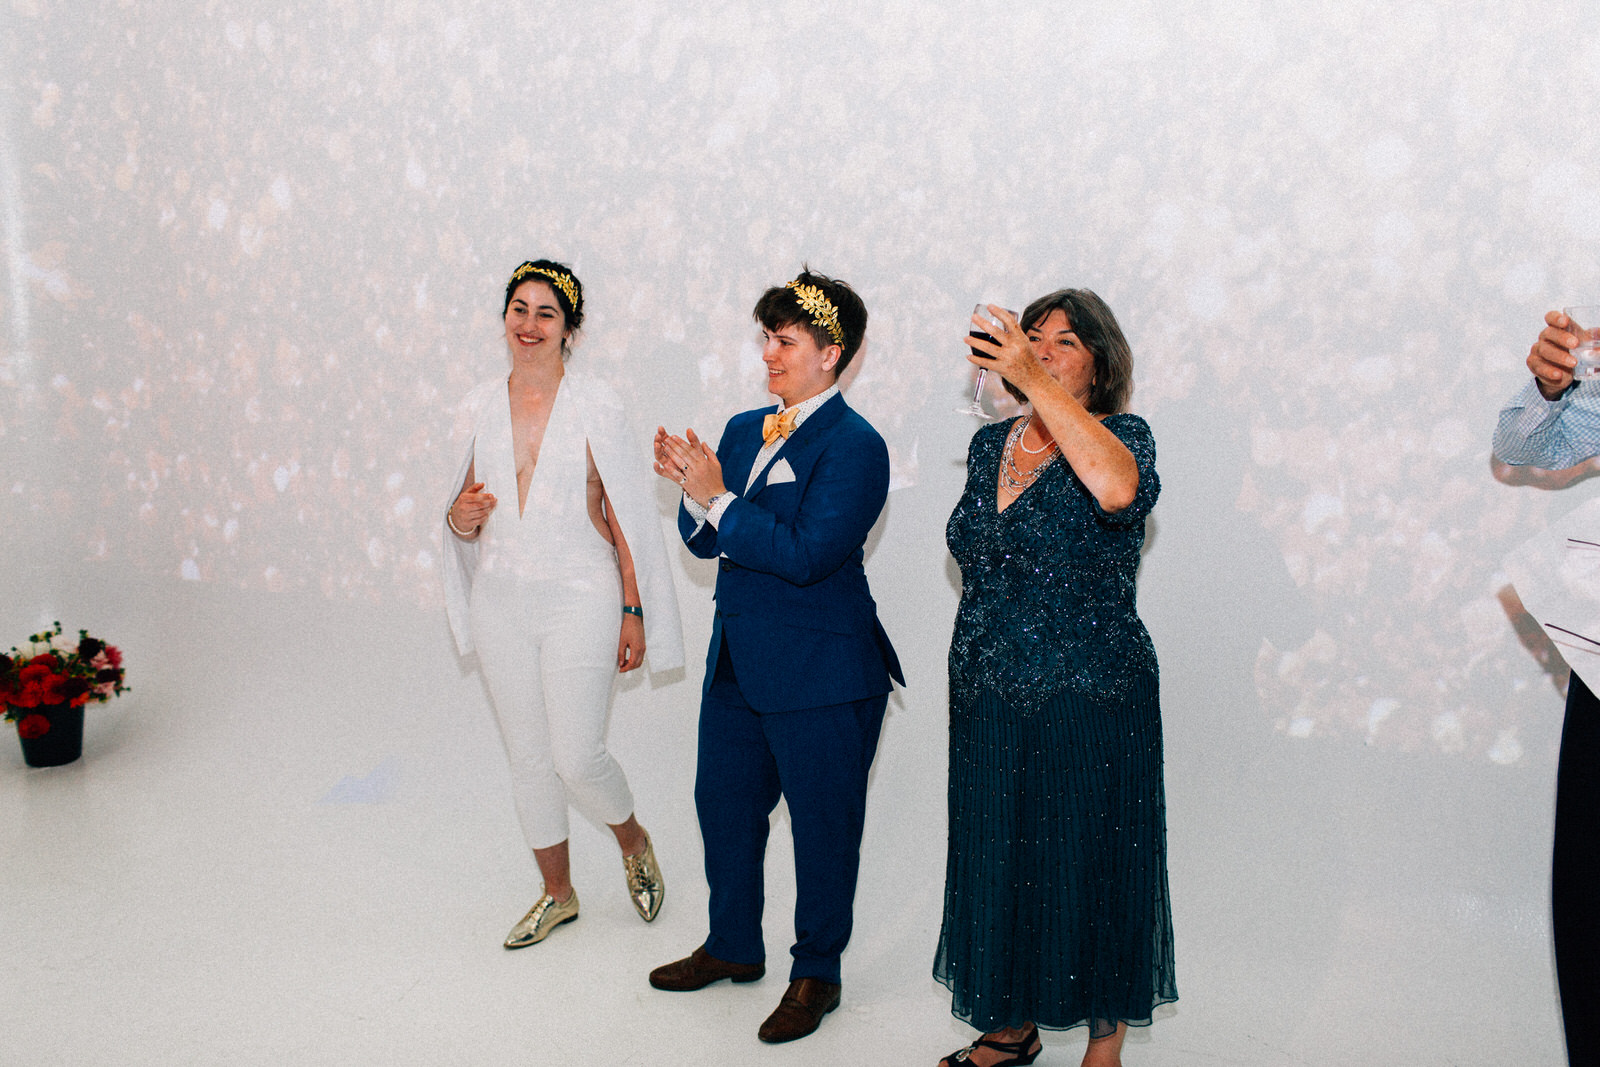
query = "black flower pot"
xmin=15 ymin=704 xmax=84 ymax=767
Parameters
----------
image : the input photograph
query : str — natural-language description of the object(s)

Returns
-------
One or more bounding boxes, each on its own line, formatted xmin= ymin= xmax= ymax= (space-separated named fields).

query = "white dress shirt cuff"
xmin=682 ymin=491 xmax=709 ymax=537
xmin=706 ymin=491 xmax=735 ymax=528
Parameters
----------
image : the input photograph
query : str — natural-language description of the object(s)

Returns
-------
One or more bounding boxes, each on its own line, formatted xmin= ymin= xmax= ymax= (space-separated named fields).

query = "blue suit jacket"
xmin=679 ymin=392 xmax=904 ymax=713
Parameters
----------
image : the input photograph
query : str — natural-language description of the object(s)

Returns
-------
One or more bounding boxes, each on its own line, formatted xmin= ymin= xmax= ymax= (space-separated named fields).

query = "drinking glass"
xmin=1565 ymin=305 xmax=1600 ymax=380
xmin=955 ymin=303 xmax=1011 ymax=418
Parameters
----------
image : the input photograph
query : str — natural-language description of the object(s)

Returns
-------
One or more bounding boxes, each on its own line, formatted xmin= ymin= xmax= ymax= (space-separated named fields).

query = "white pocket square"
xmin=765 ymin=458 xmax=796 ymax=485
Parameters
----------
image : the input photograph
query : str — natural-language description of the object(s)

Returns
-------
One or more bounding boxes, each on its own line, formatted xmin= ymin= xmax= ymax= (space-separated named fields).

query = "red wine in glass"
xmin=956 ymin=304 xmax=1010 ymax=418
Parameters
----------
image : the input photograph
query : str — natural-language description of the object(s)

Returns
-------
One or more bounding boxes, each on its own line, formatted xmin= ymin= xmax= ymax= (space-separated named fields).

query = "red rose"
xmin=16 ymin=661 xmax=66 ymax=708
xmin=16 ymin=714 xmax=50 ymax=739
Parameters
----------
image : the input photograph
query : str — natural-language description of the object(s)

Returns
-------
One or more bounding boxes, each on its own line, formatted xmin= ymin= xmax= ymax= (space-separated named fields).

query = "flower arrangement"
xmin=1 ymin=622 xmax=128 ymax=740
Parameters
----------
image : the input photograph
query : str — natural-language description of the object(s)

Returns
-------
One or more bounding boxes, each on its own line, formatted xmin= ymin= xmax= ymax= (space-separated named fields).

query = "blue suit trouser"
xmin=695 ymin=638 xmax=887 ymax=985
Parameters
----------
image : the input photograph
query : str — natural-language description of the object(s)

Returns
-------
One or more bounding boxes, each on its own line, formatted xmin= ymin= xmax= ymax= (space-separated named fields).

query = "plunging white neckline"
xmin=507 ymin=377 xmax=565 ymax=520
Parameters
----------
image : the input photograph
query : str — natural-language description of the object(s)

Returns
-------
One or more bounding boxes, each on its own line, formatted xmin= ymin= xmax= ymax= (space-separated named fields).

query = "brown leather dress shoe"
xmin=757 ymin=978 xmax=841 ymax=1043
xmin=648 ymin=944 xmax=765 ymax=991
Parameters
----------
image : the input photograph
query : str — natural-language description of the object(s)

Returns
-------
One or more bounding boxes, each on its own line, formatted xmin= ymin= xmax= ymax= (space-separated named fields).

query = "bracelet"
xmin=622 ymin=605 xmax=643 ymax=618
xmin=446 ymin=509 xmax=478 ymax=538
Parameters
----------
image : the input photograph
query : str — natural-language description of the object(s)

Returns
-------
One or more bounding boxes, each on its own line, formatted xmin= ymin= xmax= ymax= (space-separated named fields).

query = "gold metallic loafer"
xmin=503 ymin=889 xmax=579 ymax=949
xmin=622 ymin=833 xmax=665 ymax=922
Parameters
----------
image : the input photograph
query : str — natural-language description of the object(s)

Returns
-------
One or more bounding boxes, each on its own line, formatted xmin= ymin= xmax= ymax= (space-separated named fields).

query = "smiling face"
xmin=761 ymin=323 xmax=840 ymax=406
xmin=1027 ymin=309 xmax=1097 ymax=405
xmin=503 ymin=280 xmax=570 ymax=363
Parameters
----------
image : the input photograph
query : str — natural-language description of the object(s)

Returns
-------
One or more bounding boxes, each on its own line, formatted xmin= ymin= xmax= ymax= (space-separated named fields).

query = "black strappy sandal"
xmin=938 ymin=1022 xmax=1042 ymax=1066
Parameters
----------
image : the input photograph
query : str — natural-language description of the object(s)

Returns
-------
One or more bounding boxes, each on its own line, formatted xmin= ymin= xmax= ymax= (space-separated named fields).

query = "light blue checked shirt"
xmin=1494 ymin=378 xmax=1600 ymax=469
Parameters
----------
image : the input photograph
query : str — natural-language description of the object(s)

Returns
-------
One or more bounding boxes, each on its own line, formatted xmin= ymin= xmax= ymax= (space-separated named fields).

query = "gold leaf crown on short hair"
xmin=510 ymin=262 xmax=580 ymax=316
xmin=785 ymin=280 xmax=844 ymax=347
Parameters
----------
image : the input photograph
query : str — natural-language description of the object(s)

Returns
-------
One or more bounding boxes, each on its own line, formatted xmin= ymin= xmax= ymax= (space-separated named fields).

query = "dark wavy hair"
xmin=1001 ymin=288 xmax=1133 ymax=415
xmin=752 ymin=266 xmax=869 ymax=378
xmin=503 ymin=258 xmax=584 ymax=330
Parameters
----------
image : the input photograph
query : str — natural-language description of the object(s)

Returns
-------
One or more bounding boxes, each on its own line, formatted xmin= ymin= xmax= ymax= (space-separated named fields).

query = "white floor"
xmin=1 ymin=577 xmax=1567 ymax=1066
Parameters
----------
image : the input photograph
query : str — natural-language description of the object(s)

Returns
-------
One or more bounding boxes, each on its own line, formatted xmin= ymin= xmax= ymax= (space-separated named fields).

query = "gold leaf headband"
xmin=510 ymin=263 xmax=581 ymax=316
xmin=786 ymin=280 xmax=844 ymax=347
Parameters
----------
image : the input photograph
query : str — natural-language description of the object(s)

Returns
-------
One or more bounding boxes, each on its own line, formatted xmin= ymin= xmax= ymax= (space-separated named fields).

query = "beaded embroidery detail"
xmin=947 ymin=414 xmax=1161 ymax=712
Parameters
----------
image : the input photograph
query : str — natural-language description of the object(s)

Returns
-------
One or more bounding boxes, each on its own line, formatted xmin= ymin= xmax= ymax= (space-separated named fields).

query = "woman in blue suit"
xmin=649 ymin=269 xmax=903 ymax=1046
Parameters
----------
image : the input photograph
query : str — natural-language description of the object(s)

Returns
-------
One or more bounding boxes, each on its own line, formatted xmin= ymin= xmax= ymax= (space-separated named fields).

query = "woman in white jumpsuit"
xmin=443 ymin=260 xmax=684 ymax=948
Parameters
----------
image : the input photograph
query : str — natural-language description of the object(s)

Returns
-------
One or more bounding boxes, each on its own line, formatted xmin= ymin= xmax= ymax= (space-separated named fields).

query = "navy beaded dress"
xmin=933 ymin=414 xmax=1176 ymax=1038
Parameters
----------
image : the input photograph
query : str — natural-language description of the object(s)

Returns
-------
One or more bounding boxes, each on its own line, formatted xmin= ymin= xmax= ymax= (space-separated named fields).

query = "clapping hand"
xmin=654 ymin=426 xmax=726 ymax=507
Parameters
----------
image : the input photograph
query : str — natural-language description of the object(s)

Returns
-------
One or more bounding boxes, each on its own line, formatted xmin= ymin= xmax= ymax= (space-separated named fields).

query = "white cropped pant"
xmin=469 ymin=564 xmax=633 ymax=851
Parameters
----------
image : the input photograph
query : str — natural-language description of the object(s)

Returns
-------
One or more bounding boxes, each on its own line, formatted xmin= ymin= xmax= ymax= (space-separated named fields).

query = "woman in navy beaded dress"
xmin=933 ymin=290 xmax=1175 ymax=1067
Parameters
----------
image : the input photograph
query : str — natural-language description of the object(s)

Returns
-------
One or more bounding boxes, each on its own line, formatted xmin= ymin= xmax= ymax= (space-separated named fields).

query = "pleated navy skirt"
xmin=933 ymin=675 xmax=1177 ymax=1037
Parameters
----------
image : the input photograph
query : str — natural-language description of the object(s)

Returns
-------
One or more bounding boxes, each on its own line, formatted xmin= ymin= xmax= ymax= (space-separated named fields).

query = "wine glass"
xmin=955 ymin=303 xmax=1010 ymax=418
xmin=1565 ymin=305 xmax=1600 ymax=380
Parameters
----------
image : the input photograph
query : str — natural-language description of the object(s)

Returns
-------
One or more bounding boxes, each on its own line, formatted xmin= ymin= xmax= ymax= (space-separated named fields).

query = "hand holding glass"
xmin=956 ymin=304 xmax=1012 ymax=418
xmin=1566 ymin=305 xmax=1600 ymax=381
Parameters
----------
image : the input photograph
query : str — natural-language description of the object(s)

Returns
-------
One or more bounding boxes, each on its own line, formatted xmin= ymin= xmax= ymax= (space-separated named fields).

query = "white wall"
xmin=2 ymin=1 xmax=1590 ymax=1061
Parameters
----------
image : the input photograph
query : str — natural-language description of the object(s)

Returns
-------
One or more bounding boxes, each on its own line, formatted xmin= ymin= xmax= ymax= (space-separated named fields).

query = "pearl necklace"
xmin=999 ymin=415 xmax=1057 ymax=496
xmin=1016 ymin=415 xmax=1054 ymax=454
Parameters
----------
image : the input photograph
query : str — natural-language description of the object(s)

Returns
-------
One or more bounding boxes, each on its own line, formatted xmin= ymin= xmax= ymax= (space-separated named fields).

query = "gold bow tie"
xmin=762 ymin=407 xmax=799 ymax=445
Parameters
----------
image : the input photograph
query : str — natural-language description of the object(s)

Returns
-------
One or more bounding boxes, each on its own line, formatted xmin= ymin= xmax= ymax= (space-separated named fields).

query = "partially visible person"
xmin=934 ymin=290 xmax=1175 ymax=1067
xmin=442 ymin=259 xmax=683 ymax=949
xmin=647 ymin=268 xmax=903 ymax=1045
xmin=1493 ymin=308 xmax=1600 ymax=1067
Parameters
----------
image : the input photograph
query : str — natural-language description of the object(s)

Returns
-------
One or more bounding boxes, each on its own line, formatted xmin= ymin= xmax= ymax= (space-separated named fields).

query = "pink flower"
xmin=16 ymin=714 xmax=50 ymax=739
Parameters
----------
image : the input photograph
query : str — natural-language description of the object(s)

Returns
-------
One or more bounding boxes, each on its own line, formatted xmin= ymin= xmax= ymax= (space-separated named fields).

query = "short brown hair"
xmin=753 ymin=267 xmax=869 ymax=378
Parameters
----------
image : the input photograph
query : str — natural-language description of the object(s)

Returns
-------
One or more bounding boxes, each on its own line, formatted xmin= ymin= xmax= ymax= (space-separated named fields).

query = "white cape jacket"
xmin=442 ymin=370 xmax=685 ymax=671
